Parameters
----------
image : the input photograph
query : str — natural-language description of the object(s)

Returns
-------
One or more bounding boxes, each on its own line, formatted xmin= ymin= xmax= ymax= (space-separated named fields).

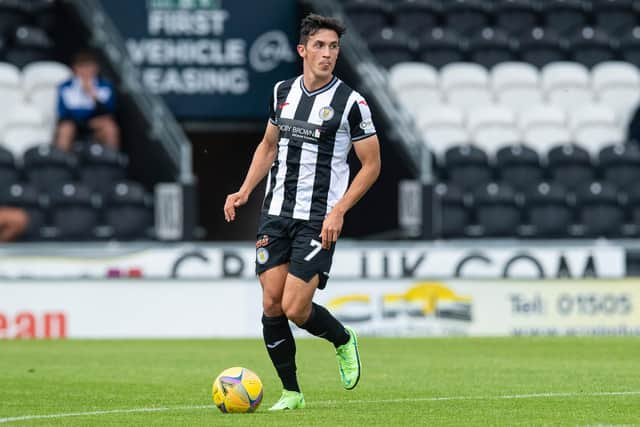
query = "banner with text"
xmin=100 ymin=0 xmax=298 ymax=119
xmin=2 ymin=279 xmax=640 ymax=338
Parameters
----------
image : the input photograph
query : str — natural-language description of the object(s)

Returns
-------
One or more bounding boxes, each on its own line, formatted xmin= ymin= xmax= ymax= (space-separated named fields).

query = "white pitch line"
xmin=1 ymin=391 xmax=639 ymax=424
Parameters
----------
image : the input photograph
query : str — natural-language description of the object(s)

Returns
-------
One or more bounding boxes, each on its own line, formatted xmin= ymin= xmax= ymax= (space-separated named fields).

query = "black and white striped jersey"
xmin=262 ymin=75 xmax=377 ymax=222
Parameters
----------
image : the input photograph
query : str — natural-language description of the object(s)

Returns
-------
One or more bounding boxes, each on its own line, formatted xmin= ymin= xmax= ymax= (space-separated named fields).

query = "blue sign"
xmin=101 ymin=0 xmax=299 ymax=120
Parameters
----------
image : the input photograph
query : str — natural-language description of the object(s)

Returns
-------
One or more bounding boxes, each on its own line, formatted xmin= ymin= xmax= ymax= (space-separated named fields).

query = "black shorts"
xmin=255 ymin=214 xmax=336 ymax=289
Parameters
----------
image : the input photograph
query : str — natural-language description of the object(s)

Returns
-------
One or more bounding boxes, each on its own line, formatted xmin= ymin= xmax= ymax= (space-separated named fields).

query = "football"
xmin=212 ymin=367 xmax=264 ymax=413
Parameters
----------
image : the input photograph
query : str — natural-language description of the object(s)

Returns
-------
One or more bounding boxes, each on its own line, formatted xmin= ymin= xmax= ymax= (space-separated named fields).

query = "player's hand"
xmin=224 ymin=191 xmax=248 ymax=222
xmin=320 ymin=209 xmax=344 ymax=249
xmin=80 ymin=77 xmax=97 ymax=99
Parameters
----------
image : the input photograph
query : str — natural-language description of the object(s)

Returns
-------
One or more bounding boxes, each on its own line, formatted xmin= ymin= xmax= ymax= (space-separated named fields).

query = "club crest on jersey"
xmin=319 ymin=106 xmax=334 ymax=121
xmin=256 ymin=247 xmax=269 ymax=264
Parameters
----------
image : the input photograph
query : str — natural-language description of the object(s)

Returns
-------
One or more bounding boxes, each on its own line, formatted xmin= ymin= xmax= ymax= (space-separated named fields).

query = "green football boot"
xmin=268 ymin=390 xmax=306 ymax=411
xmin=335 ymin=326 xmax=361 ymax=390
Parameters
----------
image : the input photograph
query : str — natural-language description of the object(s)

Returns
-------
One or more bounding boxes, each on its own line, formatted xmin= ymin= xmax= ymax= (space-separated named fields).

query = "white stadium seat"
xmin=417 ymin=104 xmax=469 ymax=159
xmin=440 ymin=62 xmax=492 ymax=111
xmin=541 ymin=62 xmax=593 ymax=110
xmin=569 ymin=103 xmax=625 ymax=156
xmin=519 ymin=104 xmax=571 ymax=155
xmin=388 ymin=62 xmax=441 ymax=112
xmin=591 ymin=61 xmax=640 ymax=127
xmin=22 ymin=61 xmax=72 ymax=126
xmin=0 ymin=103 xmax=50 ymax=158
xmin=467 ymin=104 xmax=520 ymax=157
xmin=0 ymin=62 xmax=24 ymax=131
xmin=491 ymin=62 xmax=543 ymax=112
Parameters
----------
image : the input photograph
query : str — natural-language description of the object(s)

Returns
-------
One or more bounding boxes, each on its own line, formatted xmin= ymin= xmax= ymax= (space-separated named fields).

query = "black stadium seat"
xmin=0 ymin=183 xmax=46 ymax=240
xmin=598 ymin=143 xmax=640 ymax=192
xmin=444 ymin=144 xmax=493 ymax=192
xmin=523 ymin=181 xmax=572 ymax=237
xmin=5 ymin=25 xmax=54 ymax=67
xmin=547 ymin=143 xmax=595 ymax=190
xmin=392 ymin=0 xmax=442 ymax=37
xmin=344 ymin=0 xmax=389 ymax=37
xmin=468 ymin=27 xmax=515 ymax=68
xmin=542 ymin=0 xmax=590 ymax=36
xmin=575 ymin=181 xmax=624 ymax=237
xmin=494 ymin=0 xmax=540 ymax=36
xmin=518 ymin=27 xmax=567 ymax=67
xmin=22 ymin=145 xmax=77 ymax=194
xmin=591 ymin=0 xmax=637 ymax=37
xmin=434 ymin=182 xmax=469 ymax=238
xmin=0 ymin=145 xmax=19 ymax=187
xmin=472 ymin=182 xmax=521 ymax=237
xmin=442 ymin=0 xmax=490 ymax=36
xmin=0 ymin=3 xmax=28 ymax=36
xmin=568 ymin=27 xmax=616 ymax=68
xmin=104 ymin=181 xmax=154 ymax=240
xmin=368 ymin=28 xmax=414 ymax=68
xmin=417 ymin=28 xmax=466 ymax=68
xmin=496 ymin=144 xmax=543 ymax=192
xmin=618 ymin=27 xmax=640 ymax=68
xmin=49 ymin=183 xmax=99 ymax=240
xmin=80 ymin=142 xmax=128 ymax=195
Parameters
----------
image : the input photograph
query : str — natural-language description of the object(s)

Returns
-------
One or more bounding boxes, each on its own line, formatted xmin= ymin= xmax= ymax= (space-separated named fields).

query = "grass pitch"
xmin=1 ymin=337 xmax=639 ymax=426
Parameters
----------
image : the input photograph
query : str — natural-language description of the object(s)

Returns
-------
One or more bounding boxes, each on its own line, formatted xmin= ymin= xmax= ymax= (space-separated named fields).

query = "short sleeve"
xmin=268 ymin=82 xmax=279 ymax=125
xmin=347 ymin=95 xmax=376 ymax=142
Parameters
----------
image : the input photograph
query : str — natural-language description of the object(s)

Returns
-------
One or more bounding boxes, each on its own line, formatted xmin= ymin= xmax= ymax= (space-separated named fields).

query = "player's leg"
xmin=55 ymin=120 xmax=77 ymax=152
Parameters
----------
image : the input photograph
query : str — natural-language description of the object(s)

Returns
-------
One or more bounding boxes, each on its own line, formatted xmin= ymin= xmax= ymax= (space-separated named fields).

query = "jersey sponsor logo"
xmin=318 ymin=105 xmax=334 ymax=121
xmin=256 ymin=247 xmax=270 ymax=264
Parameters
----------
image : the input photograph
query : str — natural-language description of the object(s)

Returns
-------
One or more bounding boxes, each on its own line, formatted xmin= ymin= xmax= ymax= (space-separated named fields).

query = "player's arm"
xmin=224 ymin=122 xmax=279 ymax=222
xmin=320 ymin=134 xmax=381 ymax=249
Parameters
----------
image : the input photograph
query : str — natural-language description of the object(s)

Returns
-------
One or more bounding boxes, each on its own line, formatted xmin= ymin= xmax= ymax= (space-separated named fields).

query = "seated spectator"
xmin=55 ymin=49 xmax=120 ymax=152
xmin=0 ymin=207 xmax=29 ymax=242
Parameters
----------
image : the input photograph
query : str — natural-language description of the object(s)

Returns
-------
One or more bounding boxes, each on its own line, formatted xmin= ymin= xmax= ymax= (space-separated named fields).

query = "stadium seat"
xmin=523 ymin=181 xmax=572 ymax=237
xmin=598 ymin=143 xmax=640 ymax=191
xmin=472 ymin=182 xmax=520 ymax=237
xmin=625 ymin=186 xmax=640 ymax=236
xmin=434 ymin=182 xmax=469 ymax=238
xmin=344 ymin=0 xmax=390 ymax=36
xmin=591 ymin=61 xmax=640 ymax=127
xmin=568 ymin=27 xmax=616 ymax=68
xmin=442 ymin=0 xmax=490 ymax=36
xmin=575 ymin=181 xmax=624 ymax=237
xmin=541 ymin=61 xmax=592 ymax=110
xmin=388 ymin=62 xmax=441 ymax=111
xmin=541 ymin=0 xmax=590 ymax=36
xmin=547 ymin=143 xmax=595 ymax=190
xmin=417 ymin=104 xmax=469 ymax=159
xmin=518 ymin=27 xmax=567 ymax=68
xmin=368 ymin=28 xmax=414 ymax=68
xmin=417 ymin=28 xmax=467 ymax=68
xmin=49 ymin=182 xmax=99 ymax=240
xmin=0 ymin=183 xmax=46 ymax=240
xmin=618 ymin=27 xmax=640 ymax=68
xmin=440 ymin=62 xmax=492 ymax=110
xmin=591 ymin=0 xmax=637 ymax=37
xmin=0 ymin=145 xmax=19 ymax=186
xmin=491 ymin=62 xmax=543 ymax=112
xmin=467 ymin=27 xmax=515 ymax=68
xmin=0 ymin=3 xmax=28 ymax=36
xmin=0 ymin=104 xmax=49 ymax=159
xmin=80 ymin=143 xmax=128 ymax=195
xmin=22 ymin=61 xmax=72 ymax=126
xmin=0 ymin=62 xmax=23 ymax=122
xmin=444 ymin=144 xmax=493 ymax=191
xmin=6 ymin=25 xmax=54 ymax=67
xmin=518 ymin=104 xmax=571 ymax=154
xmin=103 ymin=181 xmax=153 ymax=239
xmin=493 ymin=0 xmax=540 ymax=36
xmin=467 ymin=105 xmax=520 ymax=157
xmin=568 ymin=103 xmax=624 ymax=156
xmin=496 ymin=144 xmax=543 ymax=192
xmin=22 ymin=144 xmax=77 ymax=194
xmin=392 ymin=0 xmax=442 ymax=36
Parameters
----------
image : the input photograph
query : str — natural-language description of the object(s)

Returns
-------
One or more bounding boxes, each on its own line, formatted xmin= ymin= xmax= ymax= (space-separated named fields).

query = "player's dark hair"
xmin=299 ymin=13 xmax=346 ymax=46
xmin=72 ymin=49 xmax=99 ymax=66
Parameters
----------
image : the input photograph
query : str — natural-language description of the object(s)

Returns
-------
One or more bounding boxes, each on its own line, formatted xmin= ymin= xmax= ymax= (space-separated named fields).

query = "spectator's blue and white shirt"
xmin=57 ymin=77 xmax=115 ymax=122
